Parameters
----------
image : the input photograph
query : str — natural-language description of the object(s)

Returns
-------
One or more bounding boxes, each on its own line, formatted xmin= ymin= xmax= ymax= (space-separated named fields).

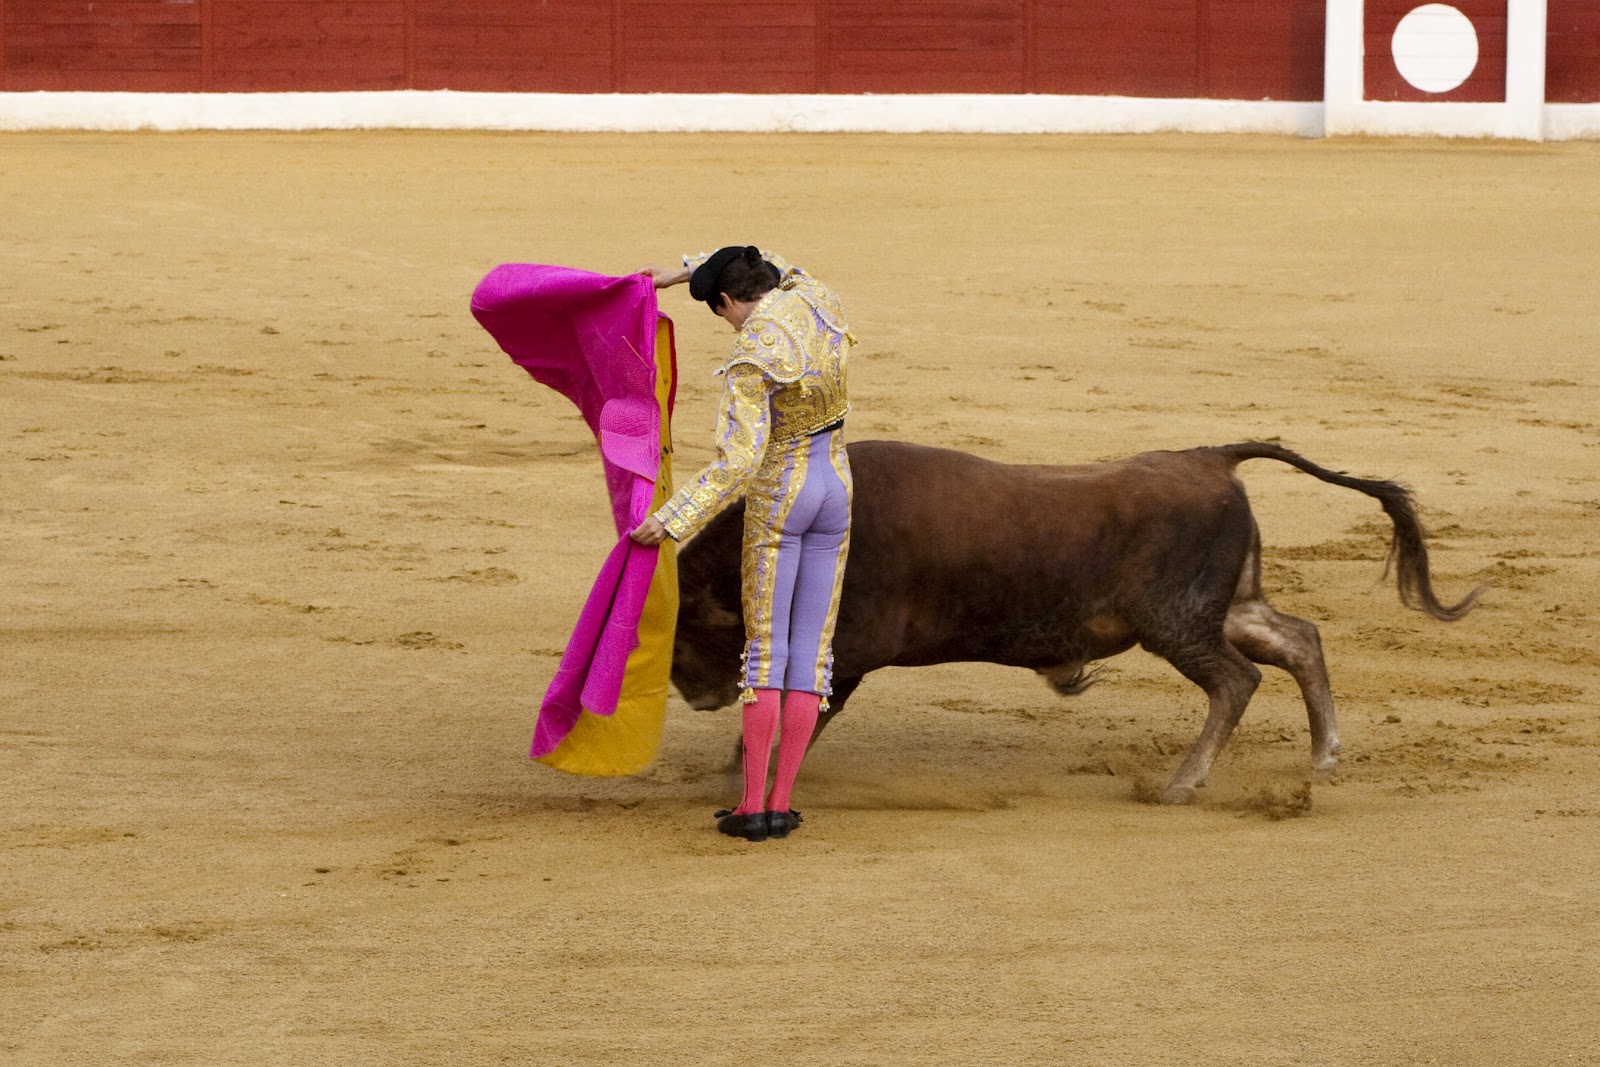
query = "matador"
xmin=631 ymin=246 xmax=854 ymax=842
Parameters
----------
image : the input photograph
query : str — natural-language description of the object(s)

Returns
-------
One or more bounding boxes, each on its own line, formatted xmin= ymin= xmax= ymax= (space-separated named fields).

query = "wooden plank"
xmin=827 ymin=56 xmax=1026 ymax=93
xmin=1202 ymin=0 xmax=1322 ymax=101
xmin=831 ymin=11 xmax=1022 ymax=32
xmin=1035 ymin=2 xmax=1194 ymax=31
xmin=618 ymin=65 xmax=815 ymax=92
xmin=1033 ymin=27 xmax=1200 ymax=100
xmin=418 ymin=0 xmax=605 ymax=16
xmin=827 ymin=47 xmax=1026 ymax=69
xmin=4 ymin=0 xmax=210 ymax=85
xmin=1032 ymin=0 xmax=1197 ymax=97
xmin=413 ymin=2 xmax=608 ymax=28
xmin=829 ymin=0 xmax=1019 ymax=16
xmin=611 ymin=0 xmax=622 ymax=89
xmin=1033 ymin=68 xmax=1199 ymax=97
xmin=413 ymin=65 xmax=615 ymax=91
xmin=1022 ymin=0 xmax=1035 ymax=90
xmin=830 ymin=28 xmax=1021 ymax=49
xmin=6 ymin=43 xmax=201 ymax=70
xmin=413 ymin=51 xmax=614 ymax=92
xmin=413 ymin=24 xmax=613 ymax=52
xmin=206 ymin=67 xmax=406 ymax=88
xmin=1547 ymin=0 xmax=1600 ymax=102
xmin=414 ymin=42 xmax=612 ymax=66
xmin=830 ymin=0 xmax=1025 ymax=56
xmin=622 ymin=42 xmax=814 ymax=72
xmin=209 ymin=0 xmax=407 ymax=88
xmin=620 ymin=11 xmax=817 ymax=94
xmin=5 ymin=67 xmax=203 ymax=88
xmin=7 ymin=23 xmax=201 ymax=48
xmin=815 ymin=0 xmax=829 ymax=91
xmin=211 ymin=41 xmax=407 ymax=66
xmin=1034 ymin=34 xmax=1197 ymax=60
xmin=403 ymin=0 xmax=413 ymax=87
xmin=6 ymin=1 xmax=200 ymax=25
xmin=201 ymin=0 xmax=212 ymax=86
xmin=629 ymin=11 xmax=813 ymax=31
xmin=620 ymin=24 xmax=813 ymax=49
xmin=211 ymin=2 xmax=405 ymax=31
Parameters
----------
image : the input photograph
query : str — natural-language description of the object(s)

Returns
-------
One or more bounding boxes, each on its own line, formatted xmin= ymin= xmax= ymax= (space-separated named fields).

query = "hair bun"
xmin=743 ymin=245 xmax=762 ymax=266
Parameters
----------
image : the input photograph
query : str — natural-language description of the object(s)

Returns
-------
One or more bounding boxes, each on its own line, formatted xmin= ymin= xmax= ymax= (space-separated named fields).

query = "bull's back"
xmin=847 ymin=440 xmax=1238 ymax=566
xmin=835 ymin=441 xmax=1245 ymax=670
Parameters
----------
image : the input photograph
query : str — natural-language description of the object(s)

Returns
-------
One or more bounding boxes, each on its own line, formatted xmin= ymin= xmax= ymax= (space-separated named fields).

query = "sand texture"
xmin=3 ymin=132 xmax=1598 ymax=1065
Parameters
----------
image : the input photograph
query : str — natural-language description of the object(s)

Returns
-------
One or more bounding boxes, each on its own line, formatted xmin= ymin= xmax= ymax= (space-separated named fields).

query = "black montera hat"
xmin=688 ymin=245 xmax=757 ymax=313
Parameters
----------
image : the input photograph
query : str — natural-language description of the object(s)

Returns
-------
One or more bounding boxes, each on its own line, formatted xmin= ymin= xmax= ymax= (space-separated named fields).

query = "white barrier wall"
xmin=0 ymin=92 xmax=1325 ymax=135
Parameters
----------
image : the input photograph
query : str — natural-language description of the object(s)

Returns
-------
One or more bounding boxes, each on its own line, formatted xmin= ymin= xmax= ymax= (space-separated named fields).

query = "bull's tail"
xmin=1214 ymin=441 xmax=1482 ymax=621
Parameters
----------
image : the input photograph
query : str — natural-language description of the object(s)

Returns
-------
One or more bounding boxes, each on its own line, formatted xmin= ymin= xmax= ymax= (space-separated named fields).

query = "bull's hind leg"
xmin=1160 ymin=640 xmax=1261 ymax=804
xmin=1225 ymin=600 xmax=1341 ymax=778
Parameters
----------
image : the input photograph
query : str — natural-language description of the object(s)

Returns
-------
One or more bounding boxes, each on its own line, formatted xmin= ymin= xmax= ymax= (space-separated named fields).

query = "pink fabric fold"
xmin=469 ymin=264 xmax=674 ymax=758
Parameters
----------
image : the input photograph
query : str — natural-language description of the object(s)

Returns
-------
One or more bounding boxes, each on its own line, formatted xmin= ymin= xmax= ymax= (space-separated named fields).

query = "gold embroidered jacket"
xmin=652 ymin=251 xmax=855 ymax=542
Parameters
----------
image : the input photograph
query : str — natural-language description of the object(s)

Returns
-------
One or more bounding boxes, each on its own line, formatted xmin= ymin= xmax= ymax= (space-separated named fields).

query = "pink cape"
xmin=470 ymin=264 xmax=676 ymax=760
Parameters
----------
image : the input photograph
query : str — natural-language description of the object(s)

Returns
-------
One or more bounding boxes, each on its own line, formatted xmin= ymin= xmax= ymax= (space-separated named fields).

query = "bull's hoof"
xmin=1311 ymin=756 xmax=1340 ymax=781
xmin=1160 ymin=784 xmax=1197 ymax=805
xmin=715 ymin=810 xmax=769 ymax=842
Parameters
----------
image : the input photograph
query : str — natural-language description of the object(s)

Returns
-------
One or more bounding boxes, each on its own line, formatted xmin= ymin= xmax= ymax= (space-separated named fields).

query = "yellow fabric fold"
xmin=538 ymin=318 xmax=679 ymax=776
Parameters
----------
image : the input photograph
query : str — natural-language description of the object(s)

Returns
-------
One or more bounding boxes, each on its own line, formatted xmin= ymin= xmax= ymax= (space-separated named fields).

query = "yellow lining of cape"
xmin=537 ymin=318 xmax=679 ymax=776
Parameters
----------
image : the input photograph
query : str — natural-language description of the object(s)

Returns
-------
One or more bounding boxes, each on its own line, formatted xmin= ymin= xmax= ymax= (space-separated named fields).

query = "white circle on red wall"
xmin=1391 ymin=4 xmax=1480 ymax=93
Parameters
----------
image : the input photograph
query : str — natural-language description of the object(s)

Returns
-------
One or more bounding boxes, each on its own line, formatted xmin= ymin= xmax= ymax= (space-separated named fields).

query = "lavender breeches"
xmin=740 ymin=428 xmax=852 ymax=699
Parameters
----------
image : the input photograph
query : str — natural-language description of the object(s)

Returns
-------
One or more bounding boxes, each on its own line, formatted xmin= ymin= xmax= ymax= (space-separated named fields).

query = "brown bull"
xmin=671 ymin=440 xmax=1479 ymax=804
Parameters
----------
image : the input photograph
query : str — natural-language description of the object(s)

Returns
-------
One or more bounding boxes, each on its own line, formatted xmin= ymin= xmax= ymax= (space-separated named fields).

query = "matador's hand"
xmin=630 ymin=517 xmax=670 ymax=545
xmin=640 ymin=264 xmax=691 ymax=289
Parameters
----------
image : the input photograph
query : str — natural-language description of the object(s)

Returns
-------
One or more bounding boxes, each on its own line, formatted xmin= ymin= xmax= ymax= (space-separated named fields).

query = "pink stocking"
xmin=767 ymin=690 xmax=820 ymax=813
xmin=735 ymin=688 xmax=781 ymax=815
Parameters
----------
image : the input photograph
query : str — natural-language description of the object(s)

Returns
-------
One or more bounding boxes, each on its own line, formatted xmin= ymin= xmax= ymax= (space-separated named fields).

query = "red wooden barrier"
xmin=4 ymin=0 xmax=202 ymax=90
xmin=621 ymin=0 xmax=819 ymax=93
xmin=210 ymin=1 xmax=407 ymax=92
xmin=1206 ymin=0 xmax=1325 ymax=101
xmin=0 ymin=0 xmax=1595 ymax=102
xmin=412 ymin=1 xmax=613 ymax=93
xmin=829 ymin=0 xmax=1029 ymax=94
xmin=1547 ymin=0 xmax=1600 ymax=104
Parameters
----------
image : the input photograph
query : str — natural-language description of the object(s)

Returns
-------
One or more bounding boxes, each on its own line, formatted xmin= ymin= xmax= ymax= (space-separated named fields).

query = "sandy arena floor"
xmin=3 ymin=132 xmax=1598 ymax=1065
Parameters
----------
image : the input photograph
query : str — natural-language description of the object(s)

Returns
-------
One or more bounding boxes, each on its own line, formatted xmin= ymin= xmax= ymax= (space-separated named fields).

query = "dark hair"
xmin=689 ymin=245 xmax=782 ymax=314
xmin=713 ymin=247 xmax=781 ymax=306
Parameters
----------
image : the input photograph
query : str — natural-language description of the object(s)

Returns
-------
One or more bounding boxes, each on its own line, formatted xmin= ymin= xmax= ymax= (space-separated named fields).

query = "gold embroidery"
xmin=740 ymin=439 xmax=810 ymax=689
xmin=664 ymin=252 xmax=855 ymax=693
xmin=652 ymin=362 xmax=773 ymax=542
xmin=655 ymin=253 xmax=853 ymax=540
xmin=720 ymin=276 xmax=852 ymax=444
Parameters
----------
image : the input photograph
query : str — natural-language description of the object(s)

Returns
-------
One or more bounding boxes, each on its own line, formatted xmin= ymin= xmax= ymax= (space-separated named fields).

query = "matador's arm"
xmin=652 ymin=362 xmax=775 ymax=541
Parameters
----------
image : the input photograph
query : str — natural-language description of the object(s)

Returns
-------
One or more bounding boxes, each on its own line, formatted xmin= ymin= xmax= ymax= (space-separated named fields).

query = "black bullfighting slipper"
xmin=715 ymin=810 xmax=769 ymax=842
xmin=766 ymin=810 xmax=802 ymax=839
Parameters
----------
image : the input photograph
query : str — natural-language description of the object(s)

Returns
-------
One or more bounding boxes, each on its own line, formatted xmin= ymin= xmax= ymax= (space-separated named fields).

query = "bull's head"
xmin=670 ymin=504 xmax=748 ymax=711
xmin=670 ymin=597 xmax=744 ymax=710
